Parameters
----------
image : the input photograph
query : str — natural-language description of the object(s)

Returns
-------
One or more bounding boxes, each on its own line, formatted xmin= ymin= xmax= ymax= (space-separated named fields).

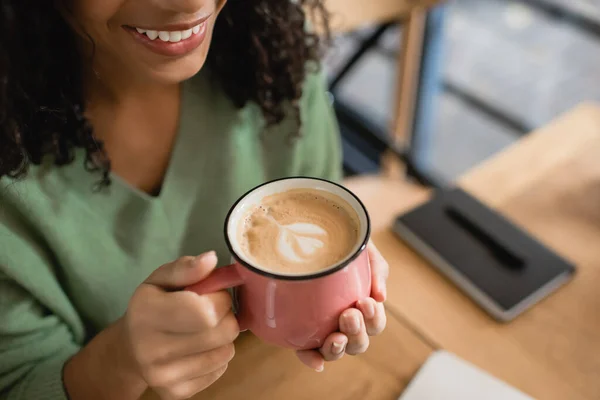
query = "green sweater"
xmin=0 ymin=70 xmax=342 ymax=399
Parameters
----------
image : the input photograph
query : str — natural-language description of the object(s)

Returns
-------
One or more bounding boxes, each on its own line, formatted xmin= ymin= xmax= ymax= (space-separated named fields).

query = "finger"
xmin=146 ymin=344 xmax=235 ymax=388
xmin=150 ymin=289 xmax=234 ymax=334
xmin=145 ymin=252 xmax=218 ymax=289
xmin=339 ymin=308 xmax=369 ymax=355
xmin=318 ymin=332 xmax=348 ymax=362
xmin=296 ymin=350 xmax=325 ymax=372
xmin=368 ymin=242 xmax=389 ymax=302
xmin=151 ymin=313 xmax=240 ymax=362
xmin=154 ymin=364 xmax=228 ymax=400
xmin=357 ymin=298 xmax=386 ymax=336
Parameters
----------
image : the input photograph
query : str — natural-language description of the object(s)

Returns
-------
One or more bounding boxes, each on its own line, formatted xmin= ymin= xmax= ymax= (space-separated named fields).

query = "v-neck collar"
xmin=108 ymin=83 xmax=187 ymax=203
xmin=56 ymin=71 xmax=203 ymax=231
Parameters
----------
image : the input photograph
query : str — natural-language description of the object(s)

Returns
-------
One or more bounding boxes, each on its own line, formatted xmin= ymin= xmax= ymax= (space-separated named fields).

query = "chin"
xmin=146 ymin=52 xmax=209 ymax=85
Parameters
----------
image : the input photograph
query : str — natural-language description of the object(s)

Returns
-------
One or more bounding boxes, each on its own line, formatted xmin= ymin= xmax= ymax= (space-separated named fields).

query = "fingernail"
xmin=196 ymin=251 xmax=217 ymax=264
xmin=331 ymin=340 xmax=346 ymax=355
xmin=361 ymin=300 xmax=375 ymax=319
xmin=316 ymin=365 xmax=324 ymax=372
xmin=343 ymin=313 xmax=361 ymax=335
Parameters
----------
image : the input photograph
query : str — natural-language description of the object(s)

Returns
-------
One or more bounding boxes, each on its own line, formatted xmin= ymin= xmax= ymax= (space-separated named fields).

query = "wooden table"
xmin=348 ymin=103 xmax=600 ymax=400
xmin=146 ymin=104 xmax=600 ymax=399
xmin=144 ymin=312 xmax=434 ymax=400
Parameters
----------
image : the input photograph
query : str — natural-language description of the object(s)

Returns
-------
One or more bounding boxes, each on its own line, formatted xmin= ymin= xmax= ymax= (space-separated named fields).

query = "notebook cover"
xmin=395 ymin=188 xmax=575 ymax=312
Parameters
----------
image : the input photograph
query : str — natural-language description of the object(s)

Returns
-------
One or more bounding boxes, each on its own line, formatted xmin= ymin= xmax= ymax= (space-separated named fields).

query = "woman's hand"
xmin=63 ymin=252 xmax=238 ymax=400
xmin=124 ymin=252 xmax=239 ymax=400
xmin=296 ymin=241 xmax=389 ymax=371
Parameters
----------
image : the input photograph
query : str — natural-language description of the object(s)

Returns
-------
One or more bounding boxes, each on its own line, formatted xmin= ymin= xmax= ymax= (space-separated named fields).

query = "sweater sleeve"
xmin=0 ymin=195 xmax=82 ymax=400
xmin=297 ymin=69 xmax=344 ymax=183
xmin=0 ymin=273 xmax=80 ymax=400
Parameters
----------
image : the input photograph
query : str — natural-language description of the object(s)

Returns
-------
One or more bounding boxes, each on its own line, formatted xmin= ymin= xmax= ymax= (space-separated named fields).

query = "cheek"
xmin=216 ymin=0 xmax=227 ymax=13
xmin=69 ymin=0 xmax=125 ymax=38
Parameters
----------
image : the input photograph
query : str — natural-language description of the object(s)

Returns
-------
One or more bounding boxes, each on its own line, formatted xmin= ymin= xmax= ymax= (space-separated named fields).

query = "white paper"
xmin=399 ymin=351 xmax=536 ymax=400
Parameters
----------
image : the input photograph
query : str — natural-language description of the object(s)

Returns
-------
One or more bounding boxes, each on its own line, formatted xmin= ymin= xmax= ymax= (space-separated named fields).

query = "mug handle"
xmin=185 ymin=265 xmax=248 ymax=331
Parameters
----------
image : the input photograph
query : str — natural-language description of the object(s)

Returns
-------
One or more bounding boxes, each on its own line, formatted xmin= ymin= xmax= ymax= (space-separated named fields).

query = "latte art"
xmin=238 ymin=189 xmax=360 ymax=274
xmin=277 ymin=222 xmax=326 ymax=262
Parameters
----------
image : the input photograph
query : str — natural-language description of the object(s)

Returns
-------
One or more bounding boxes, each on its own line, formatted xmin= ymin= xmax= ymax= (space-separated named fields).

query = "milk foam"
xmin=238 ymin=189 xmax=360 ymax=274
xmin=277 ymin=223 xmax=326 ymax=262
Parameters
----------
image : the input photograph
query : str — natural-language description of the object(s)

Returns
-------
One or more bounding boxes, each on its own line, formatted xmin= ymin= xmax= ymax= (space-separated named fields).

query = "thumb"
xmin=145 ymin=251 xmax=218 ymax=289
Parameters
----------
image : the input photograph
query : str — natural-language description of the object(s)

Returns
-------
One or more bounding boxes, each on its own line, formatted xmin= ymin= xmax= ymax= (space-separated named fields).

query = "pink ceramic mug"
xmin=186 ymin=177 xmax=371 ymax=350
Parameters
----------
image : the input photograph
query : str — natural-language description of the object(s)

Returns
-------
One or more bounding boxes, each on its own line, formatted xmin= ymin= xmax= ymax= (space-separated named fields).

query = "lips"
xmin=134 ymin=21 xmax=205 ymax=43
xmin=124 ymin=18 xmax=210 ymax=57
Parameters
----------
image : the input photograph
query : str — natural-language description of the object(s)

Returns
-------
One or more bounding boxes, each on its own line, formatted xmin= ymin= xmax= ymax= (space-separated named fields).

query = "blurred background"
xmin=323 ymin=0 xmax=600 ymax=183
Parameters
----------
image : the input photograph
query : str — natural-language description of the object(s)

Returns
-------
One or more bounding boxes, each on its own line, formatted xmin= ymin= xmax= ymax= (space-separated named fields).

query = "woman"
xmin=0 ymin=1 xmax=389 ymax=399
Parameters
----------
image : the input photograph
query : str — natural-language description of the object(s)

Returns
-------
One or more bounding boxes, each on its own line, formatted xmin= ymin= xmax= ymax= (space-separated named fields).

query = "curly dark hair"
xmin=0 ymin=0 xmax=331 ymax=187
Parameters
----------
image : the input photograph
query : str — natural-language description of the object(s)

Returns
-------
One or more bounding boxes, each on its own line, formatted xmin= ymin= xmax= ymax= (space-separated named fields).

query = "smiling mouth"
xmin=131 ymin=20 xmax=208 ymax=43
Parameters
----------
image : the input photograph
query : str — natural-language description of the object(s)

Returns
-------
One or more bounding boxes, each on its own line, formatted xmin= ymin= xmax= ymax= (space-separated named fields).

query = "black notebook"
xmin=393 ymin=187 xmax=576 ymax=322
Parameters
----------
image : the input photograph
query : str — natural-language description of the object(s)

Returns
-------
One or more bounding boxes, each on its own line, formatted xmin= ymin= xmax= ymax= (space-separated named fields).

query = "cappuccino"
xmin=238 ymin=189 xmax=360 ymax=274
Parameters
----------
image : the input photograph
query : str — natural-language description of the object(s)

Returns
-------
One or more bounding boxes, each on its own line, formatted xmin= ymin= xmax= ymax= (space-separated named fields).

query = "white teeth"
xmin=136 ymin=23 xmax=204 ymax=43
xmin=182 ymin=29 xmax=193 ymax=40
xmin=158 ymin=31 xmax=170 ymax=42
xmin=169 ymin=31 xmax=182 ymax=42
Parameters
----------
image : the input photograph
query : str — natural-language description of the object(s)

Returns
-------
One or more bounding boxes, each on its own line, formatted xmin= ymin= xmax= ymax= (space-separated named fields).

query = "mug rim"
xmin=223 ymin=177 xmax=371 ymax=281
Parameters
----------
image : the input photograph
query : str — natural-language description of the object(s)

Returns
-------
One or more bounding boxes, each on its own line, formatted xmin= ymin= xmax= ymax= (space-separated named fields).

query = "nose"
xmin=156 ymin=0 xmax=212 ymax=15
